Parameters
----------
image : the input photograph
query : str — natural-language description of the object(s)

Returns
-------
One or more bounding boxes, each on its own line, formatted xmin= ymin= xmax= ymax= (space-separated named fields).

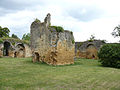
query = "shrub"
xmin=34 ymin=18 xmax=40 ymax=23
xmin=88 ymin=39 xmax=93 ymax=42
xmin=50 ymin=26 xmax=64 ymax=32
xmin=98 ymin=44 xmax=120 ymax=68
xmin=101 ymin=40 xmax=107 ymax=43
xmin=72 ymin=39 xmax=75 ymax=44
xmin=78 ymin=42 xmax=83 ymax=47
xmin=70 ymin=31 xmax=73 ymax=35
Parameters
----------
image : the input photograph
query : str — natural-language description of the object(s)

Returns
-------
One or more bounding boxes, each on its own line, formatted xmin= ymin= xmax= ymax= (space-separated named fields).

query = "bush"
xmin=78 ymin=42 xmax=83 ymax=47
xmin=98 ymin=44 xmax=120 ymax=68
xmin=34 ymin=18 xmax=40 ymax=23
xmin=88 ymin=39 xmax=94 ymax=42
xmin=72 ymin=39 xmax=75 ymax=44
xmin=101 ymin=40 xmax=107 ymax=43
xmin=50 ymin=26 xmax=64 ymax=32
xmin=70 ymin=31 xmax=73 ymax=35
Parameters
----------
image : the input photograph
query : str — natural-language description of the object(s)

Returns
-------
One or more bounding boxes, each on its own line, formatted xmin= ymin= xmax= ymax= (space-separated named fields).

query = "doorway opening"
xmin=34 ymin=52 xmax=39 ymax=62
xmin=3 ymin=41 xmax=10 ymax=56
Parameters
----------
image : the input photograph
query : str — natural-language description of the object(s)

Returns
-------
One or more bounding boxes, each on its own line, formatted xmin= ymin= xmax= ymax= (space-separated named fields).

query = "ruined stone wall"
xmin=24 ymin=44 xmax=32 ymax=57
xmin=75 ymin=40 xmax=105 ymax=59
xmin=0 ymin=44 xmax=3 ymax=57
xmin=30 ymin=14 xmax=75 ymax=65
xmin=0 ymin=40 xmax=32 ymax=58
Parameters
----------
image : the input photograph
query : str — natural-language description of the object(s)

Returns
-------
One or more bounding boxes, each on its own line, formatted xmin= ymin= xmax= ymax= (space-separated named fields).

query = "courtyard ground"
xmin=0 ymin=57 xmax=120 ymax=90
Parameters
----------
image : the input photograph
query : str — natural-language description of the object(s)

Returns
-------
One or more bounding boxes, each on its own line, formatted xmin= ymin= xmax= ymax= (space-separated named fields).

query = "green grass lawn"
xmin=0 ymin=58 xmax=120 ymax=90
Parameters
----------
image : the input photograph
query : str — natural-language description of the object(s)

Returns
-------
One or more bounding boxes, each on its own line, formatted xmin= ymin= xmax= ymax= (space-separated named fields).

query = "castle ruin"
xmin=75 ymin=40 xmax=105 ymax=59
xmin=0 ymin=39 xmax=32 ymax=58
xmin=30 ymin=13 xmax=75 ymax=65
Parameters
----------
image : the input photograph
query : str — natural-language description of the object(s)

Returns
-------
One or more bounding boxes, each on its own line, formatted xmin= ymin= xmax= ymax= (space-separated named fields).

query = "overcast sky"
xmin=0 ymin=0 xmax=120 ymax=42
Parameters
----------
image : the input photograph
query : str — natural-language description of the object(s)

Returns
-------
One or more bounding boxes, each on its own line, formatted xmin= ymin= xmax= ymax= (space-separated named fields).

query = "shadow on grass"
xmin=24 ymin=58 xmax=113 ymax=68
xmin=97 ymin=64 xmax=120 ymax=69
xmin=23 ymin=59 xmax=83 ymax=67
xmin=24 ymin=60 xmax=50 ymax=66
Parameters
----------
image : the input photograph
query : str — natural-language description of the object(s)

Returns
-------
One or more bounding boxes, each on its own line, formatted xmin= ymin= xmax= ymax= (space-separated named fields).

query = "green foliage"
xmin=50 ymin=26 xmax=64 ymax=32
xmin=1 ymin=37 xmax=29 ymax=45
xmin=98 ymin=44 xmax=120 ymax=68
xmin=22 ymin=33 xmax=30 ymax=41
xmin=34 ymin=18 xmax=40 ymax=23
xmin=0 ymin=26 xmax=10 ymax=37
xmin=11 ymin=34 xmax=19 ymax=39
xmin=88 ymin=39 xmax=94 ymax=42
xmin=101 ymin=40 xmax=107 ymax=43
xmin=0 ymin=38 xmax=3 ymax=44
xmin=78 ymin=42 xmax=83 ymax=47
xmin=70 ymin=31 xmax=73 ymax=35
xmin=112 ymin=25 xmax=120 ymax=37
xmin=88 ymin=34 xmax=95 ymax=42
xmin=72 ymin=39 xmax=75 ymax=44
xmin=12 ymin=42 xmax=15 ymax=46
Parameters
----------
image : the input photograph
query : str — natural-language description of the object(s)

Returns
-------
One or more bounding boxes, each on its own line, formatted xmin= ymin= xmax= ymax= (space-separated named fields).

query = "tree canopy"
xmin=87 ymin=34 xmax=96 ymax=42
xmin=22 ymin=33 xmax=30 ymax=41
xmin=11 ymin=34 xmax=19 ymax=39
xmin=0 ymin=26 xmax=10 ymax=37
xmin=112 ymin=25 xmax=120 ymax=37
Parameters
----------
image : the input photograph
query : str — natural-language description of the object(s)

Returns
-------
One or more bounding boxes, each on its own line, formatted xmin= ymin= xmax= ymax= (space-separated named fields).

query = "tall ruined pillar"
xmin=30 ymin=13 xmax=75 ymax=65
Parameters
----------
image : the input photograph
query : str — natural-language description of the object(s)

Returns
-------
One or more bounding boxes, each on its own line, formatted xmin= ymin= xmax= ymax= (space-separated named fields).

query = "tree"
xmin=22 ymin=33 xmax=30 ymax=41
xmin=11 ymin=34 xmax=19 ymax=39
xmin=0 ymin=26 xmax=10 ymax=37
xmin=112 ymin=25 xmax=120 ymax=37
xmin=88 ymin=34 xmax=96 ymax=42
xmin=90 ymin=34 xmax=95 ymax=40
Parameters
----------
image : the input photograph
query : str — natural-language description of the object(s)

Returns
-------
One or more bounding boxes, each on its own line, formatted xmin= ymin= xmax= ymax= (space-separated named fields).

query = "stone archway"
xmin=86 ymin=44 xmax=98 ymax=59
xmin=15 ymin=44 xmax=25 ymax=58
xmin=3 ymin=41 xmax=11 ymax=56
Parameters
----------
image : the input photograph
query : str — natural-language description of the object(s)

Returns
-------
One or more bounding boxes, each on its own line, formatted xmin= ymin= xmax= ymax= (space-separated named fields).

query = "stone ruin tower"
xmin=30 ymin=13 xmax=75 ymax=65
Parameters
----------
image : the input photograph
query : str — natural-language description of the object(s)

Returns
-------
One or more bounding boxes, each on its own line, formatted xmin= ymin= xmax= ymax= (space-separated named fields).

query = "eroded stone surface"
xmin=0 ymin=40 xmax=32 ymax=58
xmin=75 ymin=40 xmax=105 ymax=59
xmin=30 ymin=13 xmax=75 ymax=65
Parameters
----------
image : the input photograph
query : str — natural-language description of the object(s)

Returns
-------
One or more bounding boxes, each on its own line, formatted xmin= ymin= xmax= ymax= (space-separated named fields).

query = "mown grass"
xmin=0 ymin=58 xmax=120 ymax=90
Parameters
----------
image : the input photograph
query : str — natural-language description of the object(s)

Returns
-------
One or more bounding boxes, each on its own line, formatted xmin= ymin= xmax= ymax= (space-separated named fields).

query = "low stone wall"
xmin=75 ymin=40 xmax=105 ymax=59
xmin=0 ymin=40 xmax=32 ymax=58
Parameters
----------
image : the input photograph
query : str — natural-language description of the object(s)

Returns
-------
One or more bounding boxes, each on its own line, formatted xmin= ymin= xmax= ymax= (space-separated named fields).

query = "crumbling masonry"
xmin=30 ymin=13 xmax=75 ymax=65
xmin=0 ymin=40 xmax=32 ymax=58
xmin=75 ymin=40 xmax=104 ymax=59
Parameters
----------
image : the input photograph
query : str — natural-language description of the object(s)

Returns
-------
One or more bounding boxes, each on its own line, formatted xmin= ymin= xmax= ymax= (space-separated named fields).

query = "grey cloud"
xmin=68 ymin=6 xmax=104 ymax=22
xmin=0 ymin=0 xmax=26 ymax=10
xmin=0 ymin=8 xmax=17 ymax=16
xmin=0 ymin=0 xmax=44 ymax=10
xmin=0 ymin=0 xmax=44 ymax=16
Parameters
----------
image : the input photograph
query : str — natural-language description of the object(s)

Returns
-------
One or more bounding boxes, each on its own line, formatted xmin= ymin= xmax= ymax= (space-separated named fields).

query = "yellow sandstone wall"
xmin=31 ymin=14 xmax=75 ymax=65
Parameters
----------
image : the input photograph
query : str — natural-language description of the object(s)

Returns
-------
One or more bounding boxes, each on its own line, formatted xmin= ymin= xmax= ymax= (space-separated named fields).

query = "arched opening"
xmin=86 ymin=44 xmax=97 ymax=59
xmin=87 ymin=44 xmax=95 ymax=49
xmin=15 ymin=44 xmax=25 ymax=58
xmin=34 ymin=52 xmax=39 ymax=62
xmin=3 ymin=41 xmax=10 ymax=56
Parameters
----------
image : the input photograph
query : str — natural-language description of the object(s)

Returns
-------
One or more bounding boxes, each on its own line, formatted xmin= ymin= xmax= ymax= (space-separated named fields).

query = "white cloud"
xmin=0 ymin=0 xmax=120 ymax=42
